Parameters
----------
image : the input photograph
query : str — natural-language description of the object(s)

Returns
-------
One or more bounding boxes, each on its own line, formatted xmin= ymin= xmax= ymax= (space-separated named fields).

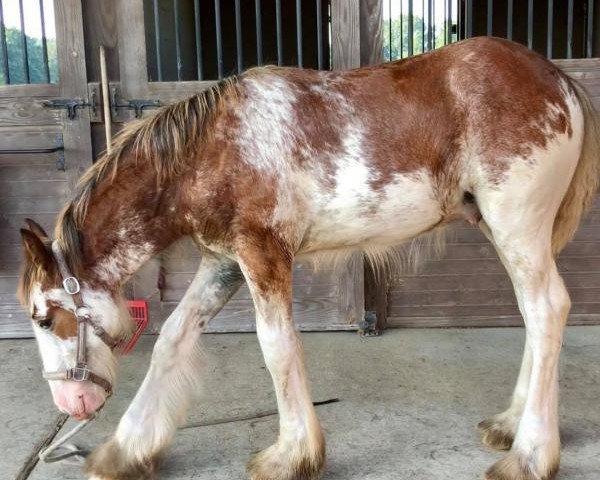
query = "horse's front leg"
xmin=86 ymin=251 xmax=243 ymax=480
xmin=236 ymin=234 xmax=325 ymax=480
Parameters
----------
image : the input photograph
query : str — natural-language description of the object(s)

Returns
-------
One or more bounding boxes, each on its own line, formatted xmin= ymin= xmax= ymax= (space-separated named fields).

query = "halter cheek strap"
xmin=41 ymin=241 xmax=118 ymax=396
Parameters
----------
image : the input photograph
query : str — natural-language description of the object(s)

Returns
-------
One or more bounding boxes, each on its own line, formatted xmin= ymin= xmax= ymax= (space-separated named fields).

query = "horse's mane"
xmin=52 ymin=76 xmax=239 ymax=276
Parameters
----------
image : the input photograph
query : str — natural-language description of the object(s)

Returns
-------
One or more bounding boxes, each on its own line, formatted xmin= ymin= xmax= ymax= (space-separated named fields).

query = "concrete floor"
xmin=1 ymin=327 xmax=600 ymax=480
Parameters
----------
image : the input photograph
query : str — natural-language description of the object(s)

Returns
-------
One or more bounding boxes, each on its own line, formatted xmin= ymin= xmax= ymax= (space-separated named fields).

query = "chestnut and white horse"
xmin=18 ymin=37 xmax=600 ymax=480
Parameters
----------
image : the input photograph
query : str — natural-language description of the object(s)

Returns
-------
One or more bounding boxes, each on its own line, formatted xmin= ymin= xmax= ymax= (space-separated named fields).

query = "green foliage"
xmin=383 ymin=16 xmax=456 ymax=61
xmin=0 ymin=27 xmax=58 ymax=85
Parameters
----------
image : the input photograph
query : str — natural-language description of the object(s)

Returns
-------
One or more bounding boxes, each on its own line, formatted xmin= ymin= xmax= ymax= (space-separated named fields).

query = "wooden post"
xmin=358 ymin=0 xmax=388 ymax=330
xmin=55 ymin=0 xmax=93 ymax=192
xmin=331 ymin=0 xmax=365 ymax=328
xmin=360 ymin=0 xmax=384 ymax=66
xmin=331 ymin=0 xmax=361 ymax=69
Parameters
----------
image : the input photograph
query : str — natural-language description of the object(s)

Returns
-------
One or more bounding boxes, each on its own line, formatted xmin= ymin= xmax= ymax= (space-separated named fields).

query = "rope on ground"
xmin=181 ymin=397 xmax=340 ymax=429
xmin=14 ymin=412 xmax=69 ymax=480
xmin=26 ymin=397 xmax=340 ymax=473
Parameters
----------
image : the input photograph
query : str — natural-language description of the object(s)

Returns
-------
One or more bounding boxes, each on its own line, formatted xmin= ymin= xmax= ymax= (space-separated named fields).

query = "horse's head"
xmin=17 ymin=219 xmax=131 ymax=419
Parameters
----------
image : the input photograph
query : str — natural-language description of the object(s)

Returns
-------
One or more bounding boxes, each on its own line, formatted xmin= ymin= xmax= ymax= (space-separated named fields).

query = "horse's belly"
xmin=302 ymin=169 xmax=442 ymax=251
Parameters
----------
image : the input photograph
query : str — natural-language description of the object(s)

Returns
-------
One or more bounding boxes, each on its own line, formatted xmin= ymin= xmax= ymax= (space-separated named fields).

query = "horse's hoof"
xmin=478 ymin=416 xmax=516 ymax=451
xmin=484 ymin=451 xmax=559 ymax=480
xmin=246 ymin=438 xmax=325 ymax=480
xmin=86 ymin=437 xmax=158 ymax=480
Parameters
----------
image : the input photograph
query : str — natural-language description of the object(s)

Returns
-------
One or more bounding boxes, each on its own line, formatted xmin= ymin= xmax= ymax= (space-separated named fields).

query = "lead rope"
xmin=38 ymin=412 xmax=98 ymax=464
xmin=37 ymin=398 xmax=340 ymax=465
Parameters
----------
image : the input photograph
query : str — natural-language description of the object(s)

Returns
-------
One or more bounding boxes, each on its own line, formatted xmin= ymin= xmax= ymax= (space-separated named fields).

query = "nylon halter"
xmin=41 ymin=241 xmax=118 ymax=395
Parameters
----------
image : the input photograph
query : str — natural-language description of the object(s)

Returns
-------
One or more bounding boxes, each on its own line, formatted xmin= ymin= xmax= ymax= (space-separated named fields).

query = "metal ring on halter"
xmin=62 ymin=276 xmax=81 ymax=295
xmin=75 ymin=305 xmax=92 ymax=319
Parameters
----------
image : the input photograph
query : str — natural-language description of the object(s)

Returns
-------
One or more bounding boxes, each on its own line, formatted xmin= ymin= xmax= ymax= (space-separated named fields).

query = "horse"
xmin=17 ymin=36 xmax=600 ymax=480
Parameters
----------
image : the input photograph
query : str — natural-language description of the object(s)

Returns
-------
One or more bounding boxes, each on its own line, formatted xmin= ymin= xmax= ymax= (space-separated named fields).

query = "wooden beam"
xmin=54 ymin=0 xmax=93 ymax=191
xmin=115 ymin=0 xmax=149 ymax=98
xmin=360 ymin=0 xmax=383 ymax=66
xmin=331 ymin=0 xmax=361 ymax=69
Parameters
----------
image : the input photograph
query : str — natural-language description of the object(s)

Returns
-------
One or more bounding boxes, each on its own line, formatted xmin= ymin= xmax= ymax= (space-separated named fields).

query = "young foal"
xmin=18 ymin=37 xmax=599 ymax=480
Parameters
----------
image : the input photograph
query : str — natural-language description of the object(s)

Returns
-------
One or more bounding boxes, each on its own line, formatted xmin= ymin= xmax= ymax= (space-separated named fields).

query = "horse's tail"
xmin=552 ymin=79 xmax=600 ymax=255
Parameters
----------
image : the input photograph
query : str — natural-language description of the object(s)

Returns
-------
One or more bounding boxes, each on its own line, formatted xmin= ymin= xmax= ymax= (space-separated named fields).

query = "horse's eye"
xmin=38 ymin=319 xmax=53 ymax=330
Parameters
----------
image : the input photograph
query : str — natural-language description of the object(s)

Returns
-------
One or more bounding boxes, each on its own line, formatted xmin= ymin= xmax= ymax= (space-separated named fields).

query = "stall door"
xmin=112 ymin=0 xmax=361 ymax=332
xmin=0 ymin=0 xmax=93 ymax=337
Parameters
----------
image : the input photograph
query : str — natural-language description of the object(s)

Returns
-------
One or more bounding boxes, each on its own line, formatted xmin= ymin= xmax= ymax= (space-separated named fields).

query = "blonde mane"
xmin=17 ymin=77 xmax=240 ymax=302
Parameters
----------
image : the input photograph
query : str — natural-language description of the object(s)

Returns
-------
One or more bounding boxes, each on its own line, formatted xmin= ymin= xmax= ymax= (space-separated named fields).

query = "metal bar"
xmin=0 ymin=0 xmax=10 ymax=84
xmin=215 ymin=0 xmax=224 ymax=78
xmin=527 ymin=0 xmax=533 ymax=49
xmin=256 ymin=0 xmax=263 ymax=65
xmin=276 ymin=0 xmax=283 ymax=65
xmin=507 ymin=0 xmax=513 ymax=40
xmin=387 ymin=0 xmax=394 ymax=62
xmin=316 ymin=0 xmax=323 ymax=68
xmin=567 ymin=0 xmax=574 ymax=59
xmin=153 ymin=0 xmax=162 ymax=81
xmin=456 ymin=0 xmax=466 ymax=40
xmin=174 ymin=0 xmax=182 ymax=81
xmin=587 ymin=0 xmax=594 ymax=58
xmin=427 ymin=0 xmax=432 ymax=50
xmin=399 ymin=0 xmax=402 ymax=58
xmin=194 ymin=0 xmax=203 ymax=80
xmin=99 ymin=46 xmax=112 ymax=155
xmin=235 ymin=0 xmax=243 ymax=73
xmin=547 ymin=0 xmax=553 ymax=58
xmin=421 ymin=0 xmax=425 ymax=52
xmin=432 ymin=0 xmax=435 ymax=48
xmin=0 ymin=146 xmax=63 ymax=154
xmin=466 ymin=0 xmax=473 ymax=38
xmin=18 ymin=0 xmax=29 ymax=83
xmin=447 ymin=0 xmax=452 ymax=44
xmin=391 ymin=0 xmax=395 ymax=60
xmin=296 ymin=0 xmax=303 ymax=67
xmin=487 ymin=0 xmax=493 ymax=36
xmin=38 ymin=0 xmax=49 ymax=83
xmin=408 ymin=0 xmax=413 ymax=56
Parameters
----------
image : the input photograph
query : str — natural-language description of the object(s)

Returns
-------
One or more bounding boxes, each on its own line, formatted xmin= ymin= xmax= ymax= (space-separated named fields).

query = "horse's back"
xmin=201 ymin=37 xmax=583 ymax=254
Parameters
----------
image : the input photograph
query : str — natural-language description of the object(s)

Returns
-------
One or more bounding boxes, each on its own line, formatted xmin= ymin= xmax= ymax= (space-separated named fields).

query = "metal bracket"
xmin=358 ymin=311 xmax=381 ymax=337
xmin=111 ymin=87 xmax=161 ymax=119
xmin=43 ymin=92 xmax=97 ymax=120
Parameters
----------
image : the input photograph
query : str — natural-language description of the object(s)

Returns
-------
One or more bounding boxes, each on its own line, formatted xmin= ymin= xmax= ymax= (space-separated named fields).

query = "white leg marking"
xmin=113 ymin=254 xmax=242 ymax=462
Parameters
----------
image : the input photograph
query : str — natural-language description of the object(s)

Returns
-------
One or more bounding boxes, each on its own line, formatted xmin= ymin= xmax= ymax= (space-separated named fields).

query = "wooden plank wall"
xmin=387 ymin=59 xmax=600 ymax=328
xmin=0 ymin=0 xmax=94 ymax=338
xmin=116 ymin=0 xmax=365 ymax=333
xmin=156 ymin=240 xmax=357 ymax=333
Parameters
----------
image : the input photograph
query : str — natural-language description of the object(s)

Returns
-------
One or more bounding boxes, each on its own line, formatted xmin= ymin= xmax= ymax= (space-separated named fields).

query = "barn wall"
xmin=386 ymin=59 xmax=600 ymax=328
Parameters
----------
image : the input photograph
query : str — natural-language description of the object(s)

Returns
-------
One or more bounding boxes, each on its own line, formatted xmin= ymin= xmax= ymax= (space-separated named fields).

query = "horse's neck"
xmin=80 ymin=168 xmax=186 ymax=288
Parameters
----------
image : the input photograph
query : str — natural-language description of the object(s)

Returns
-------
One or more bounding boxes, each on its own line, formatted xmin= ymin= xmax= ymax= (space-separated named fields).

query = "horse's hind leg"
xmin=478 ymin=224 xmax=532 ymax=451
xmin=235 ymin=233 xmax=325 ymax=480
xmin=86 ymin=250 xmax=244 ymax=480
xmin=473 ymin=156 xmax=577 ymax=479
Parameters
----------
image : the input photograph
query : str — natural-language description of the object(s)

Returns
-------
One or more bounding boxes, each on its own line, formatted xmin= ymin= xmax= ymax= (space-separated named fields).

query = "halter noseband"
xmin=41 ymin=241 xmax=118 ymax=396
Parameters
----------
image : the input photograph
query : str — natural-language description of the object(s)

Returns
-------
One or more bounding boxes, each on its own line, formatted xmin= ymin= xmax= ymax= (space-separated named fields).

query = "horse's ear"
xmin=20 ymin=228 xmax=53 ymax=271
xmin=24 ymin=218 xmax=49 ymax=240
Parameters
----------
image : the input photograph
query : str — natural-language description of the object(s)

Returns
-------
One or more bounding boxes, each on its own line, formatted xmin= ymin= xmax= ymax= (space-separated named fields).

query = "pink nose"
xmin=51 ymin=380 xmax=107 ymax=419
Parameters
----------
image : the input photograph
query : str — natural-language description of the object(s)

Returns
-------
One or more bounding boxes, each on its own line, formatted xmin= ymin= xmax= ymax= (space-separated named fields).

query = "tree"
xmin=0 ymin=27 xmax=58 ymax=85
xmin=383 ymin=15 xmax=456 ymax=61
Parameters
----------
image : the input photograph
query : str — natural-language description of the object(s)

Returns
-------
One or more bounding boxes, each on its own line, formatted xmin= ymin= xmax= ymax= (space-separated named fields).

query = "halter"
xmin=41 ymin=241 xmax=118 ymax=396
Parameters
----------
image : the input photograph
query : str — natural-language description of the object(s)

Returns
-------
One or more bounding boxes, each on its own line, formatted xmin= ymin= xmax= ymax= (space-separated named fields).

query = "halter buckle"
xmin=62 ymin=276 xmax=80 ymax=295
xmin=75 ymin=305 xmax=92 ymax=319
xmin=68 ymin=365 xmax=91 ymax=382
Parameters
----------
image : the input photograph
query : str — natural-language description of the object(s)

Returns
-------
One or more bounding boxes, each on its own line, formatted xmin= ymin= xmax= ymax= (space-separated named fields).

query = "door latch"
xmin=111 ymin=88 xmax=161 ymax=118
xmin=43 ymin=90 xmax=97 ymax=120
